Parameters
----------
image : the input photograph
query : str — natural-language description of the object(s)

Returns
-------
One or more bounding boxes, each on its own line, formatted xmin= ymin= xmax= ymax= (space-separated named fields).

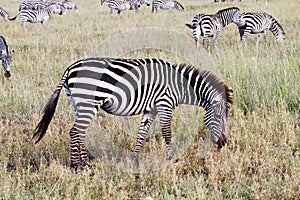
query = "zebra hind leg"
xmin=70 ymin=106 xmax=98 ymax=171
xmin=156 ymin=105 xmax=175 ymax=160
xmin=132 ymin=111 xmax=157 ymax=167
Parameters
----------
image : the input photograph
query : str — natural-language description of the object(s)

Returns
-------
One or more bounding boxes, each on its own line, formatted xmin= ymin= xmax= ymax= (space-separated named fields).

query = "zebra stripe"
xmin=0 ymin=7 xmax=9 ymax=21
xmin=107 ymin=0 xmax=140 ymax=14
xmin=152 ymin=0 xmax=184 ymax=13
xmin=33 ymin=57 xmax=234 ymax=171
xmin=186 ymin=7 xmax=241 ymax=49
xmin=235 ymin=12 xmax=285 ymax=44
xmin=19 ymin=1 xmax=49 ymax=11
xmin=0 ymin=36 xmax=14 ymax=78
xmin=9 ymin=3 xmax=65 ymax=26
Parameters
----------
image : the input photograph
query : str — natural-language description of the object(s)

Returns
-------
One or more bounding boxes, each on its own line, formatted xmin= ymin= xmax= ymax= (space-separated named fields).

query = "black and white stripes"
xmin=0 ymin=36 xmax=14 ymax=78
xmin=33 ymin=57 xmax=233 ymax=170
xmin=152 ymin=0 xmax=184 ymax=13
xmin=9 ymin=3 xmax=65 ymax=26
xmin=235 ymin=12 xmax=285 ymax=44
xmin=186 ymin=7 xmax=241 ymax=49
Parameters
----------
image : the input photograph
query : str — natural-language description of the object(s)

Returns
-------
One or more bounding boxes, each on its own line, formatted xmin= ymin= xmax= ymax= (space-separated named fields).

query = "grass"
xmin=0 ymin=0 xmax=299 ymax=199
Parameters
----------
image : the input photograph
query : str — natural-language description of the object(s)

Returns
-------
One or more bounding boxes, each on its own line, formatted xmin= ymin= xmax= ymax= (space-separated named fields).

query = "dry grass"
xmin=0 ymin=0 xmax=299 ymax=199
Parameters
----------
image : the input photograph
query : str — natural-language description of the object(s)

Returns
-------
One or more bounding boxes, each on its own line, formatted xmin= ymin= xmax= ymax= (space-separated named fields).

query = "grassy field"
xmin=0 ymin=0 xmax=299 ymax=199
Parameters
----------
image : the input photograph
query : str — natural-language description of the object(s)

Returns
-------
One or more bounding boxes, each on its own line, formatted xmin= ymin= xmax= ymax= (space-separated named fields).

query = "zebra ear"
xmin=10 ymin=49 xmax=15 ymax=54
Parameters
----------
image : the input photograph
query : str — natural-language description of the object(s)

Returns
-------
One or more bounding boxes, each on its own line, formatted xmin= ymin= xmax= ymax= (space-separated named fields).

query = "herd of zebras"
xmin=0 ymin=1 xmax=285 ymax=171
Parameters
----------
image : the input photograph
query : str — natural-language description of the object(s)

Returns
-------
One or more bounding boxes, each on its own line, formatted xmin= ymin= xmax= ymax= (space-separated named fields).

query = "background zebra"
xmin=235 ymin=12 xmax=285 ymax=45
xmin=9 ymin=3 xmax=65 ymax=26
xmin=33 ymin=57 xmax=234 ymax=171
xmin=152 ymin=0 xmax=184 ymax=13
xmin=0 ymin=36 xmax=14 ymax=78
xmin=19 ymin=1 xmax=49 ymax=11
xmin=186 ymin=7 xmax=241 ymax=49
xmin=0 ymin=7 xmax=9 ymax=21
xmin=107 ymin=0 xmax=141 ymax=15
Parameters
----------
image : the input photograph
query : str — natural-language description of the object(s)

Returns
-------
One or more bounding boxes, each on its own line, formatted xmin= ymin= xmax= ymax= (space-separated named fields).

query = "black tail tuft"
xmin=9 ymin=15 xmax=17 ymax=21
xmin=32 ymin=89 xmax=62 ymax=144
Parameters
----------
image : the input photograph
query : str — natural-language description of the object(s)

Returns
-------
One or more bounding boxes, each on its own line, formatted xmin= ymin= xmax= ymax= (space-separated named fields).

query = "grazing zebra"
xmin=19 ymin=1 xmax=49 ymax=11
xmin=0 ymin=7 xmax=9 ymax=21
xmin=0 ymin=36 xmax=14 ymax=78
xmin=152 ymin=0 xmax=184 ymax=13
xmin=234 ymin=12 xmax=285 ymax=45
xmin=33 ymin=57 xmax=234 ymax=171
xmin=186 ymin=7 xmax=241 ymax=49
xmin=107 ymin=0 xmax=141 ymax=15
xmin=9 ymin=3 xmax=65 ymax=26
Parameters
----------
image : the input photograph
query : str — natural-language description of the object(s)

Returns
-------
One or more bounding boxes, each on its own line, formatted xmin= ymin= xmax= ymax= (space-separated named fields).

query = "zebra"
xmin=33 ymin=57 xmax=234 ymax=171
xmin=58 ymin=1 xmax=78 ymax=11
xmin=0 ymin=36 xmax=14 ymax=78
xmin=234 ymin=12 xmax=285 ymax=45
xmin=0 ymin=7 xmax=9 ymax=21
xmin=152 ymin=0 xmax=184 ymax=13
xmin=107 ymin=0 xmax=141 ymax=15
xmin=186 ymin=7 xmax=241 ymax=49
xmin=19 ymin=1 xmax=49 ymax=11
xmin=9 ymin=3 xmax=65 ymax=26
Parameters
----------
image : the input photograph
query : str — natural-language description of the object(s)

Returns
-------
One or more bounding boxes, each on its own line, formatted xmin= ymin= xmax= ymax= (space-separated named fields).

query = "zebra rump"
xmin=33 ymin=57 xmax=234 ymax=170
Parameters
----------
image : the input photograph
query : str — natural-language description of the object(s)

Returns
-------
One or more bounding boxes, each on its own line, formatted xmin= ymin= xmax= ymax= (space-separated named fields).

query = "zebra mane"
xmin=176 ymin=64 xmax=234 ymax=106
xmin=0 ymin=36 xmax=8 ymax=54
xmin=269 ymin=14 xmax=285 ymax=35
xmin=174 ymin=1 xmax=184 ymax=11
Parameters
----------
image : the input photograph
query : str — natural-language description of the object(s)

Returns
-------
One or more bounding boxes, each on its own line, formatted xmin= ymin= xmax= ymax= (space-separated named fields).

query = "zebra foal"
xmin=234 ymin=12 xmax=285 ymax=45
xmin=33 ymin=57 xmax=234 ymax=171
xmin=0 ymin=36 xmax=14 ymax=78
xmin=186 ymin=7 xmax=241 ymax=49
xmin=9 ymin=3 xmax=65 ymax=26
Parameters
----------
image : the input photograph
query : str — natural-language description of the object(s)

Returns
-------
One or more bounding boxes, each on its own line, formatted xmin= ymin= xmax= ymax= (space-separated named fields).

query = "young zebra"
xmin=152 ymin=0 xmax=184 ymax=13
xmin=235 ymin=12 xmax=285 ymax=45
xmin=0 ymin=36 xmax=14 ymax=78
xmin=33 ymin=57 xmax=234 ymax=171
xmin=0 ymin=7 xmax=9 ymax=21
xmin=107 ymin=0 xmax=140 ymax=15
xmin=186 ymin=7 xmax=241 ymax=49
xmin=9 ymin=3 xmax=65 ymax=26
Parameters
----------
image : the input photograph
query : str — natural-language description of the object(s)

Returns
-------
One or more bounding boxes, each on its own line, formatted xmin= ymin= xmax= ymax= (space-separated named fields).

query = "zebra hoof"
xmin=166 ymin=148 xmax=175 ymax=160
xmin=131 ymin=152 xmax=140 ymax=168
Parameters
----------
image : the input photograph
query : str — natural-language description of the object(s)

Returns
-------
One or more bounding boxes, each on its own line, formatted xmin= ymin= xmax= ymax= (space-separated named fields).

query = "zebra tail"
xmin=174 ymin=1 xmax=184 ymax=11
xmin=9 ymin=14 xmax=17 ymax=21
xmin=32 ymin=72 xmax=67 ymax=144
xmin=185 ymin=23 xmax=195 ymax=29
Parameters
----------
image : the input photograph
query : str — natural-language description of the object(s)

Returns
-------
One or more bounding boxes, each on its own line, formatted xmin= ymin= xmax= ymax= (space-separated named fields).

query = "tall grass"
xmin=0 ymin=0 xmax=299 ymax=199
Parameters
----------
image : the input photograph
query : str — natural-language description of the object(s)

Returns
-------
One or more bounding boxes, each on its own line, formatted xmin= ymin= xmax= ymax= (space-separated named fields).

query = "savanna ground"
xmin=0 ymin=0 xmax=299 ymax=199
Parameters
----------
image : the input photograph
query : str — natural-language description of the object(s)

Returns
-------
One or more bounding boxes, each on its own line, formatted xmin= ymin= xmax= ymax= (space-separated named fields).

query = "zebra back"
xmin=216 ymin=6 xmax=240 ymax=27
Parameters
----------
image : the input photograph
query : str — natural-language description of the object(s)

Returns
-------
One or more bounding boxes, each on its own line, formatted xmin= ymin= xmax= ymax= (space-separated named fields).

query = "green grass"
xmin=0 ymin=0 xmax=299 ymax=199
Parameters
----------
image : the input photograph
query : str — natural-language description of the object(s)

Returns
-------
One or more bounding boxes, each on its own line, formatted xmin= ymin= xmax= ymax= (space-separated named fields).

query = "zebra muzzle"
xmin=216 ymin=133 xmax=227 ymax=149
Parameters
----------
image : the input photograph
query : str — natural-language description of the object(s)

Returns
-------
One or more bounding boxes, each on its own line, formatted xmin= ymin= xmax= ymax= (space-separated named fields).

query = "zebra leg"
xmin=263 ymin=29 xmax=268 ymax=42
xmin=203 ymin=36 xmax=209 ymax=50
xmin=70 ymin=105 xmax=98 ymax=171
xmin=256 ymin=34 xmax=261 ymax=46
xmin=132 ymin=111 xmax=157 ymax=165
xmin=156 ymin=105 xmax=174 ymax=160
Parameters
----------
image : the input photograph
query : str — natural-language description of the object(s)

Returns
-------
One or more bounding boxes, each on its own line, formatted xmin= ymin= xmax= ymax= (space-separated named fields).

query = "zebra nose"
xmin=217 ymin=133 xmax=227 ymax=149
xmin=4 ymin=71 xmax=11 ymax=77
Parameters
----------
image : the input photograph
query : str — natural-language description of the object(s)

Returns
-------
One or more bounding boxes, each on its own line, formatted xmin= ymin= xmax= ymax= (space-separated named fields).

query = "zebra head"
xmin=1 ymin=49 xmax=14 ymax=78
xmin=47 ymin=3 xmax=66 ymax=15
xmin=270 ymin=18 xmax=285 ymax=42
xmin=232 ymin=12 xmax=246 ymax=27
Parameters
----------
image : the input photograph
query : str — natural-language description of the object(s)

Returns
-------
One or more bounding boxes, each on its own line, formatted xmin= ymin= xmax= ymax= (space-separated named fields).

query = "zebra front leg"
xmin=132 ymin=111 xmax=157 ymax=166
xmin=70 ymin=106 xmax=97 ymax=171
